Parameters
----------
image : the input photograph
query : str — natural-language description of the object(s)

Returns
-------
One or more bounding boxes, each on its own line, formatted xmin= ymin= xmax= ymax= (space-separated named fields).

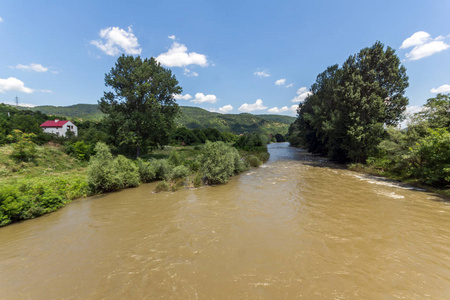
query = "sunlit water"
xmin=1 ymin=143 xmax=449 ymax=299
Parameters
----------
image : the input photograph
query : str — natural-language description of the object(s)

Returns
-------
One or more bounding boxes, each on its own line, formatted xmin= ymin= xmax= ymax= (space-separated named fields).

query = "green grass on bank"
xmin=1 ymin=141 xmax=270 ymax=227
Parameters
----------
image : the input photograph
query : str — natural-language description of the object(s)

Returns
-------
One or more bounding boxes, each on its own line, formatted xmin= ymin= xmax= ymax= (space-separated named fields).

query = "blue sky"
xmin=0 ymin=0 xmax=449 ymax=116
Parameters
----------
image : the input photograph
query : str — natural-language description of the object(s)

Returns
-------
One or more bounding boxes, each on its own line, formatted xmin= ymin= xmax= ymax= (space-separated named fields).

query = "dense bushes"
xmin=197 ymin=141 xmax=244 ymax=184
xmin=87 ymin=142 xmax=139 ymax=192
xmin=361 ymin=94 xmax=450 ymax=188
xmin=0 ymin=175 xmax=88 ymax=226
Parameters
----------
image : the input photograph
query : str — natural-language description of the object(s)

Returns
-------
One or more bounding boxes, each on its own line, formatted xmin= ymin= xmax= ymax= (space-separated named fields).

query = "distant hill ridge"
xmin=20 ymin=104 xmax=295 ymax=135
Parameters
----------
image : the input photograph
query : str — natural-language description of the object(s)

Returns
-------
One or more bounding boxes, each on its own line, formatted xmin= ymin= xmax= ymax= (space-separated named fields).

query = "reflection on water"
xmin=1 ymin=143 xmax=449 ymax=299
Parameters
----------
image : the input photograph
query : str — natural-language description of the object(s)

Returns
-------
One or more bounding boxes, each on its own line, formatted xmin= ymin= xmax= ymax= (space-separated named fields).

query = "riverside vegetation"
xmin=0 ymin=106 xmax=272 ymax=226
xmin=287 ymin=42 xmax=449 ymax=195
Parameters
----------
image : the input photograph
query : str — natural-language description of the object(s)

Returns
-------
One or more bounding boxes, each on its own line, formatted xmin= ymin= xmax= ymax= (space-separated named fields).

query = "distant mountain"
xmin=21 ymin=104 xmax=295 ymax=135
xmin=19 ymin=104 xmax=104 ymax=121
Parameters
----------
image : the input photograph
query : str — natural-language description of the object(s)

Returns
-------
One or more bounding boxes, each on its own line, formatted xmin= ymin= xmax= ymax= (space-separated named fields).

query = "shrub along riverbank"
xmin=0 ymin=134 xmax=270 ymax=227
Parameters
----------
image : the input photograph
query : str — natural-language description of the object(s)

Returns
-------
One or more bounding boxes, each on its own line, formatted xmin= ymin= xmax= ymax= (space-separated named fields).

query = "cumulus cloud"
xmin=238 ymin=99 xmax=268 ymax=112
xmin=291 ymin=87 xmax=313 ymax=103
xmin=268 ymin=106 xmax=289 ymax=113
xmin=191 ymin=93 xmax=217 ymax=104
xmin=184 ymin=68 xmax=199 ymax=77
xmin=275 ymin=78 xmax=286 ymax=86
xmin=168 ymin=35 xmax=176 ymax=40
xmin=401 ymin=31 xmax=449 ymax=61
xmin=254 ymin=70 xmax=270 ymax=77
xmin=12 ymin=63 xmax=49 ymax=72
xmin=400 ymin=31 xmax=431 ymax=49
xmin=286 ymin=83 xmax=293 ymax=88
xmin=173 ymin=93 xmax=192 ymax=100
xmin=431 ymin=84 xmax=450 ymax=93
xmin=91 ymin=26 xmax=141 ymax=56
xmin=219 ymin=105 xmax=233 ymax=113
xmin=156 ymin=42 xmax=208 ymax=67
xmin=0 ymin=77 xmax=34 ymax=94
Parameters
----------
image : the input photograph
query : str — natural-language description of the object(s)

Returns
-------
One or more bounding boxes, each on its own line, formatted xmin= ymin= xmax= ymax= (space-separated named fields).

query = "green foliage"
xmin=409 ymin=128 xmax=450 ymax=186
xmin=176 ymin=106 xmax=295 ymax=135
xmin=148 ymin=159 xmax=173 ymax=181
xmin=291 ymin=42 xmax=409 ymax=163
xmin=0 ymin=175 xmax=88 ymax=227
xmin=87 ymin=142 xmax=140 ymax=192
xmin=115 ymin=155 xmax=140 ymax=188
xmin=245 ymin=155 xmax=262 ymax=167
xmin=197 ymin=141 xmax=242 ymax=184
xmin=168 ymin=150 xmax=185 ymax=166
xmin=65 ymin=140 xmax=92 ymax=161
xmin=414 ymin=93 xmax=450 ymax=129
xmin=136 ymin=158 xmax=156 ymax=183
xmin=193 ymin=172 xmax=203 ymax=188
xmin=234 ymin=132 xmax=268 ymax=152
xmin=154 ymin=181 xmax=170 ymax=193
xmin=7 ymin=130 xmax=37 ymax=161
xmin=17 ymin=104 xmax=104 ymax=121
xmin=99 ymin=55 xmax=181 ymax=157
xmin=171 ymin=165 xmax=190 ymax=180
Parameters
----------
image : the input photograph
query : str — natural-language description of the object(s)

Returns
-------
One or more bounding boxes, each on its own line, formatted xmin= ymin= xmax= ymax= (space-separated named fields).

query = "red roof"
xmin=40 ymin=120 xmax=70 ymax=128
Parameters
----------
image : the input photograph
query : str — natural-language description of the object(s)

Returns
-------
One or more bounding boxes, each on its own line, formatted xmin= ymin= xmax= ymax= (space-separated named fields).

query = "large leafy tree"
xmin=291 ymin=41 xmax=409 ymax=163
xmin=338 ymin=41 xmax=409 ymax=162
xmin=99 ymin=55 xmax=181 ymax=157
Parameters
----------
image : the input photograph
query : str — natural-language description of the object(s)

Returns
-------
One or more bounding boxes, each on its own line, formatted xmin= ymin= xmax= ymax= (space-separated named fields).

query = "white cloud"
xmin=0 ymin=17 xmax=3 ymax=22
xmin=173 ymin=93 xmax=192 ymax=100
xmin=275 ymin=78 xmax=286 ymax=86
xmin=290 ymin=104 xmax=299 ymax=114
xmin=431 ymin=84 xmax=450 ymax=93
xmin=1 ymin=101 xmax=36 ymax=108
xmin=268 ymin=106 xmax=289 ymax=113
xmin=0 ymin=77 xmax=34 ymax=94
xmin=91 ymin=26 xmax=141 ymax=56
xmin=12 ymin=63 xmax=49 ymax=72
xmin=286 ymin=83 xmax=293 ymax=88
xmin=191 ymin=93 xmax=217 ymax=104
xmin=254 ymin=70 xmax=270 ymax=77
xmin=156 ymin=42 xmax=208 ymax=67
xmin=168 ymin=35 xmax=176 ymax=40
xmin=39 ymin=89 xmax=53 ymax=93
xmin=238 ymin=99 xmax=268 ymax=112
xmin=184 ymin=68 xmax=199 ymax=77
xmin=219 ymin=105 xmax=233 ymax=113
xmin=401 ymin=31 xmax=450 ymax=61
xmin=291 ymin=87 xmax=312 ymax=103
xmin=400 ymin=31 xmax=431 ymax=49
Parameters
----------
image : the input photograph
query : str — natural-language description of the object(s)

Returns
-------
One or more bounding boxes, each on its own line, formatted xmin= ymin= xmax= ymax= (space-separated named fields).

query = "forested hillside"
xmin=16 ymin=104 xmax=295 ymax=135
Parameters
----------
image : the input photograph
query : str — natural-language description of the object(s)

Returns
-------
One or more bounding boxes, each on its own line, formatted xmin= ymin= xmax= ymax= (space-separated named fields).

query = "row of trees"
xmin=288 ymin=41 xmax=449 ymax=187
xmin=288 ymin=42 xmax=409 ymax=163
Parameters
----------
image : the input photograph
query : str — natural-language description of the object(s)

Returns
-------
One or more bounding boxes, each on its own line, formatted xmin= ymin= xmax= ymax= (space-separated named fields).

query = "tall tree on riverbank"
xmin=289 ymin=42 xmax=409 ymax=163
xmin=99 ymin=55 xmax=181 ymax=157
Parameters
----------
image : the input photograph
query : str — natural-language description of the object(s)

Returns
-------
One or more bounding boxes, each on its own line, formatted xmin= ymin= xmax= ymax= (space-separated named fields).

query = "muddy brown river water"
xmin=1 ymin=143 xmax=449 ymax=299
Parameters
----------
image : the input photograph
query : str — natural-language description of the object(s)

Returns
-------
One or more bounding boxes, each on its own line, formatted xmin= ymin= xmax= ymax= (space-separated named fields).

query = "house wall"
xmin=42 ymin=121 xmax=78 ymax=137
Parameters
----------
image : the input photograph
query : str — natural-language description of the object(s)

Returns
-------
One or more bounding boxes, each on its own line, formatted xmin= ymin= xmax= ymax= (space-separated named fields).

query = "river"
xmin=1 ymin=143 xmax=449 ymax=299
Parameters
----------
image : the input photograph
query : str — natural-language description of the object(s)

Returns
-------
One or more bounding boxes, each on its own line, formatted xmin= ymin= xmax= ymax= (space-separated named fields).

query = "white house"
xmin=40 ymin=119 xmax=78 ymax=137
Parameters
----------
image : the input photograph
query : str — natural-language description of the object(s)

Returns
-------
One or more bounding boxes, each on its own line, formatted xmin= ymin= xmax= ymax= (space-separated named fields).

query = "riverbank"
xmin=0 ymin=142 xmax=270 ymax=227
xmin=348 ymin=163 xmax=450 ymax=198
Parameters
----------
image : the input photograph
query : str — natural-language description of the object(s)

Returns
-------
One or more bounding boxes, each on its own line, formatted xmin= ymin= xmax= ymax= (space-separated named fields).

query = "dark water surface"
xmin=1 ymin=143 xmax=449 ymax=299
